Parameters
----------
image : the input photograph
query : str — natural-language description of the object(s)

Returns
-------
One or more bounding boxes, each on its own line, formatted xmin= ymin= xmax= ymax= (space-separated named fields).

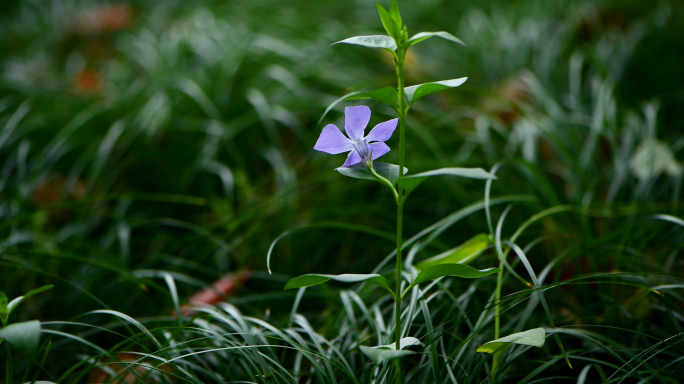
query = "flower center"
xmin=352 ymin=139 xmax=371 ymax=163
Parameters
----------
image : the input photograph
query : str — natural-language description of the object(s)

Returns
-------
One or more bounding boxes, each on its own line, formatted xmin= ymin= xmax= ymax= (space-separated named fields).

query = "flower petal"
xmin=344 ymin=106 xmax=371 ymax=142
xmin=365 ymin=118 xmax=398 ymax=143
xmin=314 ymin=124 xmax=354 ymax=154
xmin=342 ymin=149 xmax=363 ymax=167
xmin=369 ymin=142 xmax=390 ymax=160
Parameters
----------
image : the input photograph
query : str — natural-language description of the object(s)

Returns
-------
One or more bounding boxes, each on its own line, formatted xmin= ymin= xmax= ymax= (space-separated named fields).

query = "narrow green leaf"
xmin=389 ymin=1 xmax=403 ymax=32
xmin=406 ymin=31 xmax=465 ymax=47
xmin=396 ymin=167 xmax=495 ymax=199
xmin=477 ymin=328 xmax=546 ymax=354
xmin=7 ymin=285 xmax=53 ymax=317
xmin=284 ymin=274 xmax=393 ymax=297
xmin=0 ymin=320 xmax=41 ymax=355
xmin=416 ymin=234 xmax=492 ymax=269
xmin=360 ymin=347 xmax=414 ymax=364
xmin=336 ymin=162 xmax=407 ymax=185
xmin=345 ymin=87 xmax=397 ymax=106
xmin=404 ymin=78 xmax=468 ymax=104
xmin=413 ymin=264 xmax=500 ymax=286
xmin=404 ymin=264 xmax=500 ymax=296
xmin=0 ymin=292 xmax=7 ymax=325
xmin=376 ymin=4 xmax=398 ymax=39
xmin=334 ymin=35 xmax=397 ymax=52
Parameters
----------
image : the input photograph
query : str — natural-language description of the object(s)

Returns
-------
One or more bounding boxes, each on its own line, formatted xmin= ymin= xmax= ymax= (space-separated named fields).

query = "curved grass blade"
xmin=506 ymin=241 xmax=573 ymax=369
xmin=416 ymin=234 xmax=491 ymax=269
xmin=267 ymin=222 xmax=395 ymax=274
xmin=404 ymin=78 xmax=468 ymax=105
xmin=396 ymin=167 xmax=495 ymax=201
xmin=345 ymin=87 xmax=397 ymax=106
xmin=7 ymin=285 xmax=54 ymax=318
xmin=652 ymin=214 xmax=684 ymax=228
xmin=419 ymin=298 xmax=441 ymax=381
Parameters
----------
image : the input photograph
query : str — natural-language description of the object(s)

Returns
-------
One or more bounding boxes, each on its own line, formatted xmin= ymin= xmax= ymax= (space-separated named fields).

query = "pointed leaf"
xmin=376 ymin=4 xmax=398 ymax=39
xmin=389 ymin=1 xmax=403 ymax=32
xmin=284 ymin=273 xmax=393 ymax=297
xmin=0 ymin=320 xmax=41 ymax=355
xmin=380 ymin=336 xmax=422 ymax=351
xmin=396 ymin=167 xmax=495 ymax=199
xmin=477 ymin=328 xmax=546 ymax=354
xmin=404 ymin=78 xmax=468 ymax=105
xmin=360 ymin=347 xmax=415 ymax=364
xmin=7 ymin=285 xmax=53 ymax=317
xmin=416 ymin=234 xmax=492 ymax=269
xmin=405 ymin=264 xmax=500 ymax=295
xmin=359 ymin=337 xmax=420 ymax=364
xmin=334 ymin=35 xmax=397 ymax=52
xmin=407 ymin=31 xmax=465 ymax=47
xmin=345 ymin=87 xmax=397 ymax=107
xmin=336 ymin=162 xmax=407 ymax=185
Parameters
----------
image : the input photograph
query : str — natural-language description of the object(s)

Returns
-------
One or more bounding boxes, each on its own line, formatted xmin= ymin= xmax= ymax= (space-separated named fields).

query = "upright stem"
xmin=492 ymin=259 xmax=504 ymax=379
xmin=396 ymin=51 xmax=406 ymax=176
xmin=394 ymin=201 xmax=404 ymax=384
xmin=394 ymin=49 xmax=407 ymax=384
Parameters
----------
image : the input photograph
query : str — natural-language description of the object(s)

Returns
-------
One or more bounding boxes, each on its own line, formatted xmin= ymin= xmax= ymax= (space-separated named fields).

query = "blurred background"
xmin=0 ymin=0 xmax=682 ymax=379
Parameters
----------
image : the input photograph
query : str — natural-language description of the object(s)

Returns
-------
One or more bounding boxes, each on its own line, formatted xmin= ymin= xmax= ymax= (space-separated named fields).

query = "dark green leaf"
xmin=334 ymin=35 xmax=397 ymax=52
xmin=404 ymin=78 xmax=468 ymax=104
xmin=336 ymin=162 xmax=407 ymax=185
xmin=0 ymin=292 xmax=7 ymax=325
xmin=404 ymin=264 xmax=500 ymax=295
xmin=7 ymin=285 xmax=54 ymax=317
xmin=0 ymin=320 xmax=41 ymax=355
xmin=284 ymin=273 xmax=393 ymax=297
xmin=396 ymin=167 xmax=495 ymax=199
xmin=477 ymin=328 xmax=546 ymax=354
xmin=389 ymin=1 xmax=403 ymax=32
xmin=406 ymin=31 xmax=465 ymax=47
xmin=345 ymin=87 xmax=397 ymax=106
xmin=376 ymin=4 xmax=398 ymax=39
xmin=416 ymin=234 xmax=491 ymax=269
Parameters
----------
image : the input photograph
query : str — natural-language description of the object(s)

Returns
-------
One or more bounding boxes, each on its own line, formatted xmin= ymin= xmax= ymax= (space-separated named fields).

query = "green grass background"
xmin=0 ymin=0 xmax=683 ymax=382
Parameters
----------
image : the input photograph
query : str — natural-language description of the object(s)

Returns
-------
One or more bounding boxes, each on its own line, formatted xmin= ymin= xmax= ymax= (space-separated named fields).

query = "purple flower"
xmin=314 ymin=106 xmax=398 ymax=167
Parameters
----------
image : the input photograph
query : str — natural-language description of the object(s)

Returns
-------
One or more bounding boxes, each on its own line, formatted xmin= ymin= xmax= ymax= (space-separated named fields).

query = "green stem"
xmin=492 ymin=259 xmax=504 ymax=379
xmin=394 ymin=48 xmax=407 ymax=384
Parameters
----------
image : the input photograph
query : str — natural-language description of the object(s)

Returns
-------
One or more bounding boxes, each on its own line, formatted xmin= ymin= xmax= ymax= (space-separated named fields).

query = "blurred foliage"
xmin=0 ymin=0 xmax=682 ymax=382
